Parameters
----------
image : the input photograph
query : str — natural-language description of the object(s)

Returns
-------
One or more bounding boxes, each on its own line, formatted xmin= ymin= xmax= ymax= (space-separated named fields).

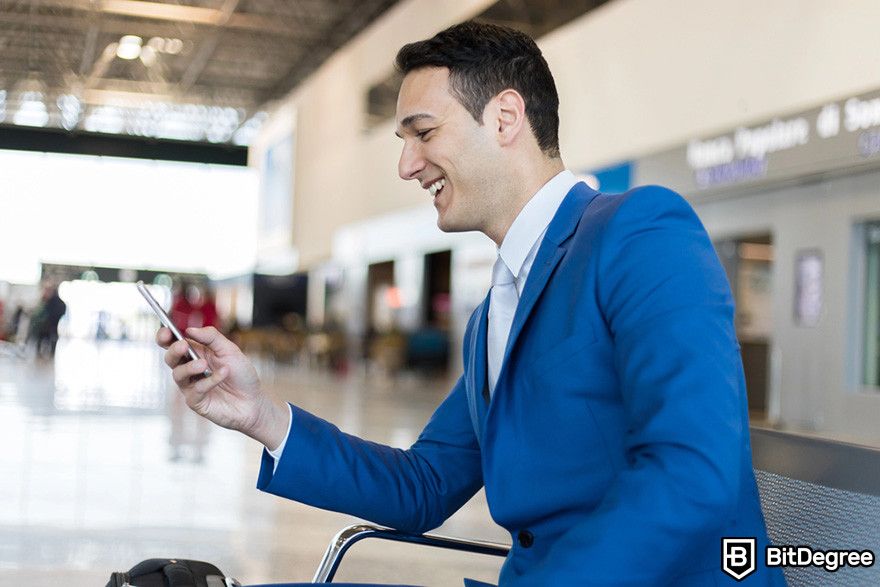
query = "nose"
xmin=398 ymin=140 xmax=425 ymax=181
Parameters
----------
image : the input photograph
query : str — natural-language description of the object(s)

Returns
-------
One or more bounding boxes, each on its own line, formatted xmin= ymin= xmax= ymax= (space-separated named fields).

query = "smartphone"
xmin=137 ymin=281 xmax=212 ymax=377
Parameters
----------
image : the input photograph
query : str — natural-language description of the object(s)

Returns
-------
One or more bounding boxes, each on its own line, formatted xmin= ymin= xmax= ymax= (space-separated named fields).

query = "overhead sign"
xmin=635 ymin=88 xmax=880 ymax=200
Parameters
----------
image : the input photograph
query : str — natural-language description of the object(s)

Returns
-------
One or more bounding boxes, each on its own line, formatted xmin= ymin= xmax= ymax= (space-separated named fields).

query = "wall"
xmin=696 ymin=169 xmax=880 ymax=445
xmin=544 ymin=0 xmax=880 ymax=169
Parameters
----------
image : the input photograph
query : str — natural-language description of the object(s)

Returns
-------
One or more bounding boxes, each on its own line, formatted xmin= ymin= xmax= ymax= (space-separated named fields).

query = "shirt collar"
xmin=498 ymin=170 xmax=578 ymax=278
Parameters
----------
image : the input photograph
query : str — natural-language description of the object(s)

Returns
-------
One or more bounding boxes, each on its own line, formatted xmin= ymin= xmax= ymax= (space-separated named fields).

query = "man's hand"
xmin=157 ymin=326 xmax=289 ymax=450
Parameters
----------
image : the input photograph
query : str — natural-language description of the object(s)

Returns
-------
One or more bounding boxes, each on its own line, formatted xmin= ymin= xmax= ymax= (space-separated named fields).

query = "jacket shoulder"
xmin=582 ymin=185 xmax=699 ymax=234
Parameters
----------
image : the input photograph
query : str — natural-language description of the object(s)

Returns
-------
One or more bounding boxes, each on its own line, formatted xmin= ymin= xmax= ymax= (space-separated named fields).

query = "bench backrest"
xmin=751 ymin=427 xmax=880 ymax=585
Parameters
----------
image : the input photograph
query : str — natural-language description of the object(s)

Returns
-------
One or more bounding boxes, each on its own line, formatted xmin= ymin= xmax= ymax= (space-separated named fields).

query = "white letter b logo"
xmin=722 ymin=538 xmax=757 ymax=581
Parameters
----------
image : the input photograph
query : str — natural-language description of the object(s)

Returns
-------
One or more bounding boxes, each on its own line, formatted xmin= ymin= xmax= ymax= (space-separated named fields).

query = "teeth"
xmin=428 ymin=178 xmax=446 ymax=197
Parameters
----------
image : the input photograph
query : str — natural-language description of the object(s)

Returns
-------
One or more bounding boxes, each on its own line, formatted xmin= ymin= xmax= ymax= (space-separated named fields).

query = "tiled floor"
xmin=0 ymin=339 xmax=509 ymax=587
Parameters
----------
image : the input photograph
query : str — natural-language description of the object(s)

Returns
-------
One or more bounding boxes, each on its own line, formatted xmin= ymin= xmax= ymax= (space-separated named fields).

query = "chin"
xmin=435 ymin=214 xmax=458 ymax=233
xmin=436 ymin=214 xmax=473 ymax=234
xmin=435 ymin=217 xmax=455 ymax=233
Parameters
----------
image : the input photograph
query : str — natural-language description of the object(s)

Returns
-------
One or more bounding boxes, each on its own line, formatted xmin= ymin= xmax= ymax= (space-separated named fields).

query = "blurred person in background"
xmin=172 ymin=280 xmax=219 ymax=332
xmin=170 ymin=280 xmax=195 ymax=332
xmin=157 ymin=22 xmax=783 ymax=586
xmin=168 ymin=280 xmax=219 ymax=463
xmin=28 ymin=282 xmax=66 ymax=358
xmin=9 ymin=304 xmax=27 ymax=344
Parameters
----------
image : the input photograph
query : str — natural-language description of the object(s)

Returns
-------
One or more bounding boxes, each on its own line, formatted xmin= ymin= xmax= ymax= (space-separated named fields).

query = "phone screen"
xmin=137 ymin=281 xmax=212 ymax=377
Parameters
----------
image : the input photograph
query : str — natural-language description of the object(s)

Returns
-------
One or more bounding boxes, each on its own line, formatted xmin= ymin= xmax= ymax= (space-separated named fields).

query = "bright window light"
xmin=0 ymin=150 xmax=259 ymax=284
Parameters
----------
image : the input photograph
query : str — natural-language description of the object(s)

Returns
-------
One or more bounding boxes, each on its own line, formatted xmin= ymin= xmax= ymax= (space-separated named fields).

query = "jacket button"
xmin=517 ymin=530 xmax=534 ymax=548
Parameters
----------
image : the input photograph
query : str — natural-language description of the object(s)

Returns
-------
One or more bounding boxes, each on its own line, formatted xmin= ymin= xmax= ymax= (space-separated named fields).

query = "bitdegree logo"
xmin=766 ymin=545 xmax=875 ymax=572
xmin=722 ymin=538 xmax=756 ymax=580
xmin=722 ymin=538 xmax=876 ymax=580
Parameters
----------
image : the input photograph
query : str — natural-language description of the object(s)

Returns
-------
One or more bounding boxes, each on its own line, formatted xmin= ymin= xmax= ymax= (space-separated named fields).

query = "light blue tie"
xmin=488 ymin=256 xmax=519 ymax=394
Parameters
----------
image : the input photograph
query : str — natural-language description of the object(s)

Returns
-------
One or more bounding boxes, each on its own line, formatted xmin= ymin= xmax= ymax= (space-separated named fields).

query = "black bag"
xmin=105 ymin=558 xmax=240 ymax=587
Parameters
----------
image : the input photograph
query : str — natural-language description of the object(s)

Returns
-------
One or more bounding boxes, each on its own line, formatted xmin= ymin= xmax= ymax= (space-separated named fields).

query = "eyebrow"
xmin=395 ymin=113 xmax=435 ymax=138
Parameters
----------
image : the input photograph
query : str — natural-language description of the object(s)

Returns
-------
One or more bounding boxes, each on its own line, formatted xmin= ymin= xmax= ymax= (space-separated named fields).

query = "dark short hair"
xmin=396 ymin=21 xmax=560 ymax=158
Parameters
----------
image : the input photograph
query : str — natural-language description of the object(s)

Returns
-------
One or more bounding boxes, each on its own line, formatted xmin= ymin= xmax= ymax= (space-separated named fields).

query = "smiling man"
xmin=159 ymin=22 xmax=785 ymax=586
xmin=395 ymin=41 xmax=563 ymax=245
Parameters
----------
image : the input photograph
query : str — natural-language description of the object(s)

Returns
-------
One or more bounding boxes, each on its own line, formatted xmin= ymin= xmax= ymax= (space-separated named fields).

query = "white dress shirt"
xmin=488 ymin=169 xmax=578 ymax=394
xmin=268 ymin=170 xmax=579 ymax=468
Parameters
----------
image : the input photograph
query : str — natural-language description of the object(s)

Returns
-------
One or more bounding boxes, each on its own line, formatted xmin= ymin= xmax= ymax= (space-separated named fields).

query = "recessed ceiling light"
xmin=116 ymin=35 xmax=143 ymax=60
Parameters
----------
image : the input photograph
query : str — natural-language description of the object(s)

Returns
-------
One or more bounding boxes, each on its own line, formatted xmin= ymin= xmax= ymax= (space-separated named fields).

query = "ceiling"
xmin=0 ymin=0 xmax=401 ymax=145
xmin=0 ymin=0 xmax=609 ymax=148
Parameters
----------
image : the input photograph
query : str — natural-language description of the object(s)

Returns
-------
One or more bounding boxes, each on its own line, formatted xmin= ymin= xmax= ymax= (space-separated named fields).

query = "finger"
xmin=185 ymin=326 xmax=237 ymax=354
xmin=156 ymin=327 xmax=174 ymax=349
xmin=172 ymin=358 xmax=210 ymax=388
xmin=164 ymin=339 xmax=194 ymax=369
xmin=187 ymin=365 xmax=229 ymax=397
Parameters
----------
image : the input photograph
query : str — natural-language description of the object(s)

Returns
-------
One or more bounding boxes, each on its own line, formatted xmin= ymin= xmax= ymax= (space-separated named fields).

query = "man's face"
xmin=396 ymin=67 xmax=499 ymax=233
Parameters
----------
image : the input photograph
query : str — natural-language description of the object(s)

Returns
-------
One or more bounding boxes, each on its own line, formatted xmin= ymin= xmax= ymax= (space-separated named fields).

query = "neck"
xmin=485 ymin=157 xmax=566 ymax=246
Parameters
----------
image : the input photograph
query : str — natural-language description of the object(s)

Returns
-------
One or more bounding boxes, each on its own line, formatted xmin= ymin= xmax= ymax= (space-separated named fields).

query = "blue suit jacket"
xmin=258 ymin=183 xmax=785 ymax=586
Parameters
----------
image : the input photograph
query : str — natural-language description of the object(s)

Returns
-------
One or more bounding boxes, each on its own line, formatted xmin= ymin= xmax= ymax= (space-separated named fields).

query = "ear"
xmin=491 ymin=89 xmax=527 ymax=147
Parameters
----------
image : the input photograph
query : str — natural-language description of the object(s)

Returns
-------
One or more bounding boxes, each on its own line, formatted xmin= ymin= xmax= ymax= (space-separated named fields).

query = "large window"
xmin=864 ymin=222 xmax=880 ymax=389
xmin=0 ymin=149 xmax=258 ymax=284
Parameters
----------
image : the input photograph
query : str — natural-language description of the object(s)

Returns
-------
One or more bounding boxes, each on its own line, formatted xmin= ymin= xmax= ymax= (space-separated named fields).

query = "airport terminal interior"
xmin=2 ymin=0 xmax=880 ymax=585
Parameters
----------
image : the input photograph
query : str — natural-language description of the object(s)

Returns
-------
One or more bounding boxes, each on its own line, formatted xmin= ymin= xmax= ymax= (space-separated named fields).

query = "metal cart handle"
xmin=312 ymin=523 xmax=511 ymax=583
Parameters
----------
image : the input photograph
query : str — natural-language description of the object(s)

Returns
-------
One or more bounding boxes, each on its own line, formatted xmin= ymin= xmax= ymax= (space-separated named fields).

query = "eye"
xmin=416 ymin=128 xmax=434 ymax=141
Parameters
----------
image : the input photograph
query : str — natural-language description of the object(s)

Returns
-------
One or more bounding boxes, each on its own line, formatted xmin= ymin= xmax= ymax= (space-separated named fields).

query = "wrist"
xmin=250 ymin=397 xmax=290 ymax=450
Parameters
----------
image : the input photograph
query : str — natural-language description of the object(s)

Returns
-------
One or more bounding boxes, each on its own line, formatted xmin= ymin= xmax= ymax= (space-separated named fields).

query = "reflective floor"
xmin=0 ymin=339 xmax=508 ymax=587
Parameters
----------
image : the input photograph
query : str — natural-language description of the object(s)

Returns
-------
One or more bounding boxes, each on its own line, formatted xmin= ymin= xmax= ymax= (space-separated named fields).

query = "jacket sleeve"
xmin=257 ymin=375 xmax=484 ymax=534
xmin=513 ymin=186 xmax=746 ymax=585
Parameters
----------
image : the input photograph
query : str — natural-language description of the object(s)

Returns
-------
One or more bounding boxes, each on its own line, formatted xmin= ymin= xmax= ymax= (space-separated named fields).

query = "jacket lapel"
xmin=466 ymin=296 xmax=491 ymax=441
xmin=500 ymin=183 xmax=598 ymax=371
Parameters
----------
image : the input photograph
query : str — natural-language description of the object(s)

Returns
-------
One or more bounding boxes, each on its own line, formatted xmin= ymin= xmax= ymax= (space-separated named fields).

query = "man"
xmin=31 ymin=283 xmax=67 ymax=357
xmin=160 ymin=22 xmax=783 ymax=585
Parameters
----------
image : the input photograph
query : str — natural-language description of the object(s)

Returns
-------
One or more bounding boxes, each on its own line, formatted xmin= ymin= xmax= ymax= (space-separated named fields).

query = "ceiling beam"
xmin=98 ymin=0 xmax=294 ymax=36
xmin=178 ymin=0 xmax=238 ymax=91
xmin=0 ymin=0 xmax=301 ymax=36
xmin=82 ymin=78 xmax=260 ymax=103
xmin=0 ymin=10 xmax=165 ymax=38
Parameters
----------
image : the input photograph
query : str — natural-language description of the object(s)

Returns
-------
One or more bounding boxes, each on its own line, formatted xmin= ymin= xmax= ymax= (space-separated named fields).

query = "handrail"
xmin=311 ymin=523 xmax=510 ymax=583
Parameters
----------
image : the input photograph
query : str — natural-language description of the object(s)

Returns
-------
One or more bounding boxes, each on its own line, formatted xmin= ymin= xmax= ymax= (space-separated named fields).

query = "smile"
xmin=428 ymin=177 xmax=446 ymax=197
